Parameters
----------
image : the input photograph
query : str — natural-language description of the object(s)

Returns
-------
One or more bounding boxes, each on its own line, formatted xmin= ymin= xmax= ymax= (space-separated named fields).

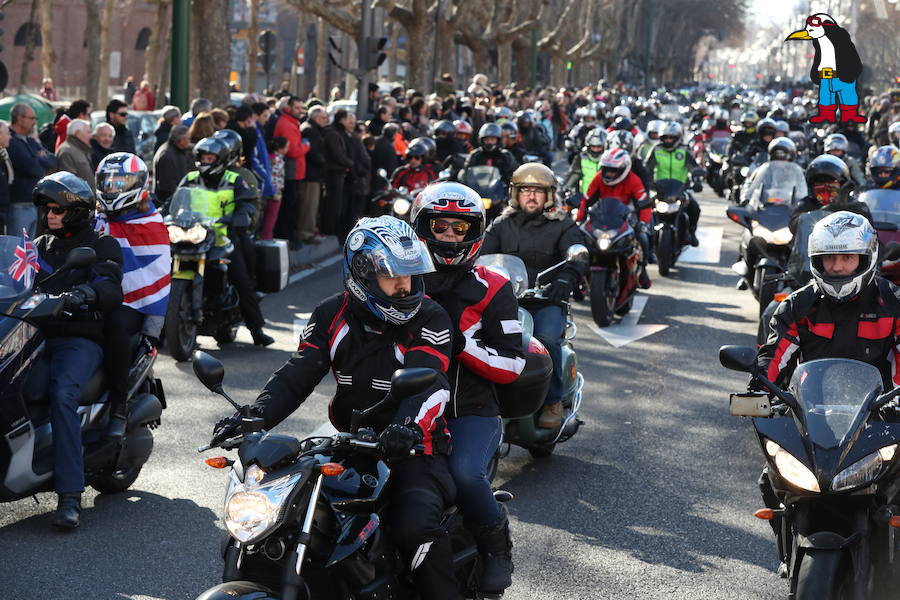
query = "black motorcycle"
xmin=652 ymin=179 xmax=692 ymax=277
xmin=192 ymin=352 xmax=508 ymax=600
xmin=720 ymin=346 xmax=900 ymax=599
xmin=705 ymin=136 xmax=731 ymax=197
xmin=0 ymin=240 xmax=165 ymax=501
xmin=459 ymin=165 xmax=507 ymax=221
xmin=163 ymin=187 xmax=244 ymax=361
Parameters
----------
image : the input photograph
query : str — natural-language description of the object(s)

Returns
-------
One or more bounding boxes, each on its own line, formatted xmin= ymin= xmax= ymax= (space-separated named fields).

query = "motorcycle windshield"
xmin=787 ymin=209 xmax=829 ymax=283
xmin=589 ymin=197 xmax=631 ymax=230
xmin=168 ymin=188 xmax=218 ymax=226
xmin=710 ymin=138 xmax=730 ymax=154
xmin=748 ymin=163 xmax=807 ymax=209
xmin=0 ymin=235 xmax=36 ymax=300
xmin=790 ymin=359 xmax=883 ymax=449
xmin=654 ymin=179 xmax=686 ymax=201
xmin=462 ymin=166 xmax=502 ymax=192
xmin=860 ymin=190 xmax=900 ymax=228
xmin=475 ymin=254 xmax=528 ymax=297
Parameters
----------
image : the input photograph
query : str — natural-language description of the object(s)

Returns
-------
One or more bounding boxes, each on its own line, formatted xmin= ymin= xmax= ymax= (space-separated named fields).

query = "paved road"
xmin=0 ymin=189 xmax=786 ymax=599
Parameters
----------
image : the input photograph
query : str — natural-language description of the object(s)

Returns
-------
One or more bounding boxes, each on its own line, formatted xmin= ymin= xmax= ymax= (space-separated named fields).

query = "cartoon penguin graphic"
xmin=785 ymin=13 xmax=864 ymax=124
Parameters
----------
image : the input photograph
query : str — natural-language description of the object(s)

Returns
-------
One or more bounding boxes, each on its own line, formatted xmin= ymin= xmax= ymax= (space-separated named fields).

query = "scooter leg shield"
xmin=118 ymin=426 xmax=154 ymax=469
xmin=195 ymin=582 xmax=277 ymax=600
xmin=127 ymin=393 xmax=163 ymax=428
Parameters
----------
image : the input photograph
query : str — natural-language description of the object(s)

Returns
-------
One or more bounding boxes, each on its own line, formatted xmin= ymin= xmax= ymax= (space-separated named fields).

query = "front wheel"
xmin=795 ymin=549 xmax=852 ymax=600
xmin=590 ymin=270 xmax=617 ymax=327
xmin=164 ymin=278 xmax=197 ymax=362
xmin=657 ymin=228 xmax=674 ymax=277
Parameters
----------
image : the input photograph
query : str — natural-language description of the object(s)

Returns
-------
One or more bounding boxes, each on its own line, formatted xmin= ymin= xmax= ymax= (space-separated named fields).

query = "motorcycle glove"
xmin=747 ymin=377 xmax=767 ymax=394
xmin=379 ymin=423 xmax=423 ymax=460
xmin=547 ymin=272 xmax=577 ymax=305
xmin=61 ymin=284 xmax=96 ymax=313
xmin=211 ymin=414 xmax=242 ymax=447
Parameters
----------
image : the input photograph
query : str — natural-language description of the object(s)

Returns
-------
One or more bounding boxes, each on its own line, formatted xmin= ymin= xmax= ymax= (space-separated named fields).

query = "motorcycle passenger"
xmin=32 ymin=172 xmax=124 ymax=530
xmin=482 ymin=164 xmax=588 ymax=429
xmin=434 ymin=119 xmax=461 ymax=162
xmin=868 ymin=145 xmax=900 ymax=190
xmin=516 ymin=111 xmax=551 ymax=166
xmin=637 ymin=119 xmax=664 ymax=162
xmin=212 ymin=216 xmax=459 ymax=600
xmin=564 ymin=128 xmax=606 ymax=195
xmin=454 ymin=119 xmax=474 ymax=153
xmin=391 ymin=138 xmax=439 ymax=195
xmin=580 ymin=148 xmax=654 ymax=283
xmin=823 ymin=133 xmax=867 ymax=189
xmin=178 ymin=136 xmax=274 ymax=346
xmin=501 ymin=120 xmax=527 ymax=165
xmin=789 ymin=154 xmax=873 ymax=233
xmin=412 ymin=182 xmax=525 ymax=593
xmin=94 ymin=153 xmax=170 ymax=439
xmin=741 ymin=117 xmax=777 ymax=165
xmin=464 ymin=123 xmax=517 ymax=185
xmin=727 ymin=111 xmax=759 ymax=160
xmin=739 ymin=137 xmax=806 ymax=206
xmin=645 ymin=121 xmax=702 ymax=246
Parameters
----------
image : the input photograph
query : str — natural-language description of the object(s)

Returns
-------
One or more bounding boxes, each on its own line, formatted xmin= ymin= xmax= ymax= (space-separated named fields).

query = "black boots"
xmin=105 ymin=401 xmax=128 ymax=440
xmin=250 ymin=328 xmax=274 ymax=347
xmin=52 ymin=493 xmax=82 ymax=531
xmin=476 ymin=505 xmax=514 ymax=593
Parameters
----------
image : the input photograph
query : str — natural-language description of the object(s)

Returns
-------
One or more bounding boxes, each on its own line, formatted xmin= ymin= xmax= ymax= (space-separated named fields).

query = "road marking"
xmin=679 ymin=226 xmax=723 ymax=264
xmin=288 ymin=254 xmax=343 ymax=285
xmin=292 ymin=312 xmax=313 ymax=342
xmin=589 ymin=295 xmax=668 ymax=348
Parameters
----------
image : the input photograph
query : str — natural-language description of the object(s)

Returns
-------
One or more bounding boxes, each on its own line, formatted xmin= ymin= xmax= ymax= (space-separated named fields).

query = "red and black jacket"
xmin=390 ymin=163 xmax=438 ymax=195
xmin=425 ymin=266 xmax=526 ymax=419
xmin=758 ymin=277 xmax=900 ymax=391
xmin=252 ymin=292 xmax=453 ymax=455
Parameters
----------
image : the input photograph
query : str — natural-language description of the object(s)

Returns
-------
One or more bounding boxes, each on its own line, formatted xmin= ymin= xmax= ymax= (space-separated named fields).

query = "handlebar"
xmin=198 ymin=430 xmax=424 ymax=457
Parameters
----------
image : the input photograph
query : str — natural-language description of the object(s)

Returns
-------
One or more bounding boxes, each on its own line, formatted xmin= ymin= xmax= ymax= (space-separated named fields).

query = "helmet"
xmin=868 ymin=145 xmax=900 ymax=189
xmin=583 ymin=107 xmax=598 ymax=121
xmin=808 ymin=211 xmax=878 ymax=303
xmin=889 ymin=122 xmax=900 ymax=148
xmin=740 ymin=111 xmax=759 ymax=132
xmin=343 ymin=216 xmax=435 ymax=325
xmin=406 ymin=137 xmax=431 ymax=162
xmin=599 ymin=148 xmax=632 ymax=185
xmin=494 ymin=106 xmax=514 ymax=121
xmin=646 ymin=119 xmax=664 ymax=139
xmin=516 ymin=111 xmax=533 ymax=129
xmin=574 ymin=106 xmax=587 ymax=121
xmin=193 ymin=136 xmax=231 ymax=187
xmin=659 ymin=121 xmax=682 ymax=149
xmin=509 ymin=163 xmax=557 ymax=211
xmin=607 ymin=129 xmax=634 ymax=154
xmin=478 ymin=122 xmax=503 ymax=152
xmin=824 ymin=133 xmax=849 ymax=156
xmin=806 ymin=154 xmax=850 ymax=206
xmin=411 ymin=181 xmax=486 ymax=269
xmin=453 ymin=120 xmax=473 ymax=138
xmin=774 ymin=120 xmax=790 ymax=135
xmin=434 ymin=119 xmax=455 ymax=137
xmin=788 ymin=107 xmax=807 ymax=123
xmin=757 ymin=118 xmax=776 ymax=140
xmin=499 ymin=120 xmax=518 ymax=140
xmin=611 ymin=105 xmax=631 ymax=119
xmin=767 ymin=137 xmax=796 ymax=161
xmin=414 ymin=136 xmax=436 ymax=162
xmin=767 ymin=106 xmax=785 ymax=120
xmin=213 ymin=128 xmax=243 ymax=168
xmin=612 ymin=116 xmax=633 ymax=132
xmin=95 ymin=152 xmax=149 ymax=213
xmin=584 ymin=128 xmax=607 ymax=159
xmin=32 ymin=171 xmax=96 ymax=235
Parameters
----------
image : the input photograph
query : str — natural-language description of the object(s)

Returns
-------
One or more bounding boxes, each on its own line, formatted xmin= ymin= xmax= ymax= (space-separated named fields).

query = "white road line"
xmin=288 ymin=253 xmax=343 ymax=285
xmin=679 ymin=226 xmax=723 ymax=264
xmin=589 ymin=295 xmax=669 ymax=348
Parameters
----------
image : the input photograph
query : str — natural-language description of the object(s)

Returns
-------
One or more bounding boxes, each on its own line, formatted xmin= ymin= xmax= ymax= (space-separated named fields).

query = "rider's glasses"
xmin=47 ymin=206 xmax=68 ymax=215
xmin=430 ymin=219 xmax=470 ymax=235
xmin=518 ymin=186 xmax=546 ymax=196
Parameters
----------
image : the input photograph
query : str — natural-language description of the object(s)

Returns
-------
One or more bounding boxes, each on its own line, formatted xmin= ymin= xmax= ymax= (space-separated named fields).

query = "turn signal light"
xmin=205 ymin=456 xmax=233 ymax=469
xmin=889 ymin=516 xmax=900 ymax=528
xmin=754 ymin=508 xmax=776 ymax=520
xmin=774 ymin=292 xmax=789 ymax=302
xmin=728 ymin=213 xmax=743 ymax=224
xmin=321 ymin=462 xmax=345 ymax=476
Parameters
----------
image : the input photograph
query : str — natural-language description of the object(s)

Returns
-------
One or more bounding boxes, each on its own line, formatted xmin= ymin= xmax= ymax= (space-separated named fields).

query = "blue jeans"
xmin=447 ymin=416 xmax=502 ymax=527
xmin=528 ymin=304 xmax=566 ymax=405
xmin=818 ymin=78 xmax=858 ymax=106
xmin=47 ymin=337 xmax=103 ymax=494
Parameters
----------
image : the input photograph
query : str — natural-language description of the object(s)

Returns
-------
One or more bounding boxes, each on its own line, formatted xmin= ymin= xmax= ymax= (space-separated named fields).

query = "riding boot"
xmin=476 ymin=504 xmax=514 ymax=593
xmin=105 ymin=400 xmax=128 ymax=440
xmin=250 ymin=328 xmax=275 ymax=347
xmin=52 ymin=492 xmax=82 ymax=531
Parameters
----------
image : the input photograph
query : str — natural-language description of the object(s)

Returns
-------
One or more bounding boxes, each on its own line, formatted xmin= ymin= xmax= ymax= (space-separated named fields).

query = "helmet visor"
xmin=369 ymin=239 xmax=436 ymax=278
xmin=97 ymin=172 xmax=145 ymax=196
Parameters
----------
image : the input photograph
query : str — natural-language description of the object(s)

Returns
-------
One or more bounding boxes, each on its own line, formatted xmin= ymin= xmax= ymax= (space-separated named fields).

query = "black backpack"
xmin=38 ymin=121 xmax=57 ymax=153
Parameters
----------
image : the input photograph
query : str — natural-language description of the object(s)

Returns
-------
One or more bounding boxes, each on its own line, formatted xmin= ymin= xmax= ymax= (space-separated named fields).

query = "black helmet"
xmin=612 ymin=116 xmax=633 ymax=132
xmin=416 ymin=136 xmax=437 ymax=162
xmin=806 ymin=154 xmax=850 ymax=207
xmin=499 ymin=120 xmax=518 ymax=139
xmin=757 ymin=118 xmax=776 ymax=141
xmin=406 ymin=137 xmax=431 ymax=162
xmin=434 ymin=119 xmax=455 ymax=137
xmin=32 ymin=171 xmax=96 ymax=235
xmin=193 ymin=136 xmax=231 ymax=187
xmin=213 ymin=128 xmax=243 ymax=168
xmin=516 ymin=111 xmax=533 ymax=129
xmin=478 ymin=122 xmax=502 ymax=152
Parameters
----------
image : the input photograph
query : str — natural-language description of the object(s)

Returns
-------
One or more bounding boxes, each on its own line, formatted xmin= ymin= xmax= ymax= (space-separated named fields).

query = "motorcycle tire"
xmin=214 ymin=323 xmax=239 ymax=346
xmin=795 ymin=549 xmax=851 ymax=600
xmin=164 ymin=279 xmax=197 ymax=362
xmin=590 ymin=271 xmax=617 ymax=327
xmin=615 ymin=295 xmax=634 ymax=316
xmin=657 ymin=228 xmax=674 ymax=277
xmin=91 ymin=464 xmax=143 ymax=494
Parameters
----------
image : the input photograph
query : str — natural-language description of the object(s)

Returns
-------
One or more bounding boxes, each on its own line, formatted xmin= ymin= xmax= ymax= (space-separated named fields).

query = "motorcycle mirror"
xmin=192 ymin=350 xmax=225 ymax=392
xmin=565 ymin=244 xmax=590 ymax=264
xmin=398 ymin=186 xmax=409 ymax=195
xmin=883 ymin=242 xmax=900 ymax=262
xmin=871 ymin=386 xmax=900 ymax=412
xmin=565 ymin=194 xmax=581 ymax=210
xmin=391 ymin=368 xmax=438 ymax=400
xmin=718 ymin=345 xmax=758 ymax=373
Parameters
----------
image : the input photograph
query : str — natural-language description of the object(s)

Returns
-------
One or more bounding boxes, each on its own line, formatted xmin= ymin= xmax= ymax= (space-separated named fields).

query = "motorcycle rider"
xmin=434 ymin=119 xmax=461 ymax=162
xmin=637 ymin=119 xmax=664 ymax=162
xmin=727 ymin=111 xmax=760 ymax=160
xmin=740 ymin=117 xmax=777 ymax=166
xmin=500 ymin=120 xmax=527 ymax=165
xmin=94 ymin=152 xmax=170 ymax=439
xmin=822 ymin=132 xmax=867 ymax=189
xmin=212 ymin=216 xmax=459 ymax=600
xmin=889 ymin=122 xmax=900 ymax=149
xmin=516 ymin=111 xmax=551 ymax=166
xmin=391 ymin=138 xmax=438 ymax=195
xmin=566 ymin=106 xmax=598 ymax=162
xmin=412 ymin=182 xmax=525 ymax=593
xmin=579 ymin=148 xmax=655 ymax=283
xmin=739 ymin=137 xmax=806 ymax=206
xmin=789 ymin=154 xmax=873 ymax=233
xmin=482 ymin=164 xmax=587 ymax=429
xmin=464 ymin=123 xmax=518 ymax=185
xmin=645 ymin=121 xmax=702 ymax=246
xmin=177 ymin=136 xmax=274 ymax=346
xmin=608 ymin=129 xmax=651 ymax=190
xmin=453 ymin=120 xmax=474 ymax=153
xmin=564 ymin=128 xmax=606 ymax=196
xmin=868 ymin=145 xmax=900 ymax=190
xmin=32 ymin=172 xmax=124 ymax=529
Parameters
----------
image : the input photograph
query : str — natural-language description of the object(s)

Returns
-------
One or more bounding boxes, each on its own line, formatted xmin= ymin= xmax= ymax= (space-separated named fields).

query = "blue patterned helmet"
xmin=343 ymin=216 xmax=436 ymax=325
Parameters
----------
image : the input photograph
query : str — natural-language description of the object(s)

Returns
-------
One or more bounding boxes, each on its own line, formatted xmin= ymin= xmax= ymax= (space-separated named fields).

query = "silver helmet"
xmin=808 ymin=211 xmax=878 ymax=303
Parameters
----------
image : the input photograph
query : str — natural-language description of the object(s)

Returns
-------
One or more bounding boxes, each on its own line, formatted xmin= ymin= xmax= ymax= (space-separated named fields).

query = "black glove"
xmin=747 ymin=377 xmax=767 ymax=394
xmin=60 ymin=284 xmax=94 ymax=313
xmin=211 ymin=414 xmax=241 ymax=446
xmin=379 ymin=423 xmax=423 ymax=460
xmin=547 ymin=272 xmax=577 ymax=305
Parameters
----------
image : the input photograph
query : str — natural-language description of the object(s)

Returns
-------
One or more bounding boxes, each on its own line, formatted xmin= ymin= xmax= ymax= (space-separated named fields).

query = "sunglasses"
xmin=805 ymin=16 xmax=834 ymax=27
xmin=430 ymin=219 xmax=470 ymax=235
xmin=47 ymin=206 xmax=68 ymax=215
xmin=117 ymin=112 xmax=128 ymax=117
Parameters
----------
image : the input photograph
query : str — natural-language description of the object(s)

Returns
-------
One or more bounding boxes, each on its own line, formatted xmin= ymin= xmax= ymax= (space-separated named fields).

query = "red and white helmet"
xmin=599 ymin=148 xmax=632 ymax=186
xmin=95 ymin=152 xmax=149 ymax=213
xmin=411 ymin=181 xmax=486 ymax=269
xmin=453 ymin=120 xmax=473 ymax=138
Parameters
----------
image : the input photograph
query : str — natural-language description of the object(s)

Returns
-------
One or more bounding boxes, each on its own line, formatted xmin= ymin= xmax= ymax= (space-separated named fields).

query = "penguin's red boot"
xmin=839 ymin=104 xmax=866 ymax=123
xmin=809 ymin=104 xmax=836 ymax=123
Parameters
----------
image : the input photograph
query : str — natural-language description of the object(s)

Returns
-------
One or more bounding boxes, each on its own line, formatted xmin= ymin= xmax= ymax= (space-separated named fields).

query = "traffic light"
xmin=359 ymin=36 xmax=387 ymax=72
xmin=257 ymin=30 xmax=277 ymax=73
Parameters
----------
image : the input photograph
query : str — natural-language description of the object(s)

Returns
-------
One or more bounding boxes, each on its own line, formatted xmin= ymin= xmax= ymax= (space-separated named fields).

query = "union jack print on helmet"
xmin=95 ymin=152 xmax=149 ymax=213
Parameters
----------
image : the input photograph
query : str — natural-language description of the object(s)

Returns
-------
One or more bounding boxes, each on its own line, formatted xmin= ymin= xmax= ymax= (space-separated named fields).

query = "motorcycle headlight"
xmin=167 ymin=225 xmax=186 ymax=244
xmin=740 ymin=166 xmax=749 ymax=177
xmin=753 ymin=222 xmax=793 ymax=245
xmin=393 ymin=198 xmax=411 ymax=216
xmin=223 ymin=465 xmax=303 ymax=543
xmin=19 ymin=293 xmax=47 ymax=310
xmin=831 ymin=444 xmax=897 ymax=492
xmin=184 ymin=223 xmax=209 ymax=244
xmin=655 ymin=201 xmax=671 ymax=214
xmin=598 ymin=238 xmax=611 ymax=250
xmin=765 ymin=439 xmax=820 ymax=492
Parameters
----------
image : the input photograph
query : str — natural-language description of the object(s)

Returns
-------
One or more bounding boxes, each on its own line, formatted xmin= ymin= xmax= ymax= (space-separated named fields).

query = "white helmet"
xmin=888 ymin=121 xmax=900 ymax=148
xmin=646 ymin=119 xmax=665 ymax=138
xmin=612 ymin=105 xmax=631 ymax=119
xmin=808 ymin=211 xmax=878 ymax=303
xmin=606 ymin=129 xmax=634 ymax=154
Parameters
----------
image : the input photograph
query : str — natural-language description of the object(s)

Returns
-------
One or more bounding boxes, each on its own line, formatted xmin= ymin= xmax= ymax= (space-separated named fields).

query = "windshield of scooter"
xmin=168 ymin=187 xmax=219 ymax=227
xmin=0 ymin=235 xmax=36 ymax=300
xmin=789 ymin=358 xmax=883 ymax=449
xmin=860 ymin=190 xmax=900 ymax=228
xmin=748 ymin=162 xmax=808 ymax=210
xmin=462 ymin=166 xmax=502 ymax=193
xmin=710 ymin=137 xmax=730 ymax=155
xmin=787 ymin=209 xmax=828 ymax=283
xmin=475 ymin=254 xmax=528 ymax=298
xmin=654 ymin=179 xmax=686 ymax=202
xmin=589 ymin=197 xmax=632 ymax=231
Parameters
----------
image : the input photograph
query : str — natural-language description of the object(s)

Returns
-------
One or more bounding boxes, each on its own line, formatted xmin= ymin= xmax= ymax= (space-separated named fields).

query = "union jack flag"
xmin=8 ymin=229 xmax=39 ymax=289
